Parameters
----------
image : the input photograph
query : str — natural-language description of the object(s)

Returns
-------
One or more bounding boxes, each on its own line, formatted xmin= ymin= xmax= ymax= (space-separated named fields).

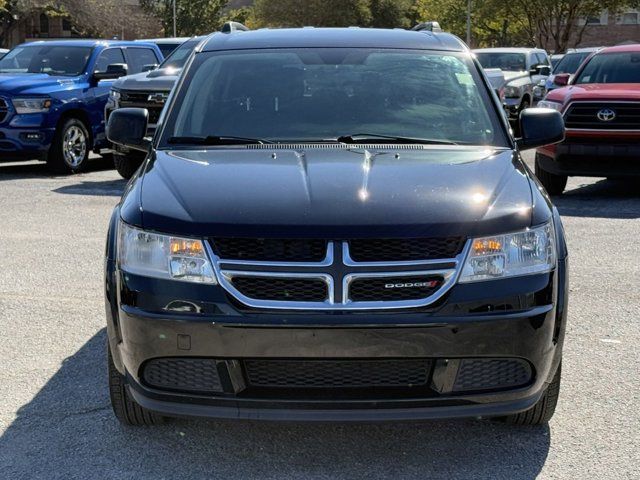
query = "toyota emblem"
xmin=597 ymin=108 xmax=616 ymax=122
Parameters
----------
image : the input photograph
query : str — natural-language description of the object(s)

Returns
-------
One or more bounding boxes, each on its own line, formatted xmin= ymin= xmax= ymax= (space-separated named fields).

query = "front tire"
xmin=535 ymin=153 xmax=567 ymax=195
xmin=501 ymin=363 xmax=561 ymax=425
xmin=47 ymin=118 xmax=90 ymax=174
xmin=113 ymin=150 xmax=145 ymax=180
xmin=108 ymin=342 xmax=164 ymax=426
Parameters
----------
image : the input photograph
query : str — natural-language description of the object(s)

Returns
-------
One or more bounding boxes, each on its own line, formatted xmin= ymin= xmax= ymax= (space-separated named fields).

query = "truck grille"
xmin=231 ymin=276 xmax=329 ymax=302
xmin=564 ymin=102 xmax=640 ymax=130
xmin=0 ymin=98 xmax=9 ymax=124
xmin=119 ymin=90 xmax=167 ymax=125
xmin=244 ymin=359 xmax=432 ymax=388
xmin=210 ymin=238 xmax=467 ymax=310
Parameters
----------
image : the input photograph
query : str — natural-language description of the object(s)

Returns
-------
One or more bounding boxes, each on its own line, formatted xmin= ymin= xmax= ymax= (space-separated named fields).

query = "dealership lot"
xmin=0 ymin=153 xmax=638 ymax=479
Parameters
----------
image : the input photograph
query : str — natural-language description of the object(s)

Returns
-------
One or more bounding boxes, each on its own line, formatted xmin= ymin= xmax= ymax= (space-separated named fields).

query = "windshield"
xmin=0 ymin=45 xmax=92 ymax=75
xmin=553 ymin=52 xmax=592 ymax=74
xmin=162 ymin=48 xmax=505 ymax=147
xmin=160 ymin=38 xmax=201 ymax=70
xmin=476 ymin=52 xmax=526 ymax=72
xmin=575 ymin=52 xmax=640 ymax=84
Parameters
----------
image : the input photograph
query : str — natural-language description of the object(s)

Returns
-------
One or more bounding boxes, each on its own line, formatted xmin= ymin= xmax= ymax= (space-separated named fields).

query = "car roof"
xmin=136 ymin=38 xmax=190 ymax=44
xmin=200 ymin=28 xmax=467 ymax=52
xmin=17 ymin=39 xmax=156 ymax=48
xmin=473 ymin=47 xmax=545 ymax=54
xmin=597 ymin=44 xmax=640 ymax=54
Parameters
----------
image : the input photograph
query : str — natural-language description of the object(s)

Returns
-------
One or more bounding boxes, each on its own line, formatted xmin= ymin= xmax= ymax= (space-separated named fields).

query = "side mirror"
xmin=94 ymin=63 xmax=128 ymax=81
xmin=516 ymin=108 xmax=565 ymax=151
xmin=107 ymin=108 xmax=150 ymax=152
xmin=142 ymin=63 xmax=158 ymax=73
xmin=537 ymin=66 xmax=551 ymax=76
xmin=554 ymin=73 xmax=570 ymax=87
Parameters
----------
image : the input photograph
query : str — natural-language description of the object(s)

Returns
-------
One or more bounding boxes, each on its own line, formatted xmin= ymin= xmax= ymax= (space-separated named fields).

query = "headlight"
xmin=12 ymin=97 xmax=52 ymax=114
xmin=459 ymin=223 xmax=555 ymax=283
xmin=537 ymin=100 xmax=563 ymax=112
xmin=109 ymin=89 xmax=121 ymax=102
xmin=118 ymin=222 xmax=217 ymax=284
xmin=503 ymin=85 xmax=520 ymax=98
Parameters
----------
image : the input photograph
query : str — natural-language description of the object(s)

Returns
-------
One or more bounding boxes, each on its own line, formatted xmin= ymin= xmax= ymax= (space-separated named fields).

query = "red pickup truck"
xmin=536 ymin=45 xmax=640 ymax=195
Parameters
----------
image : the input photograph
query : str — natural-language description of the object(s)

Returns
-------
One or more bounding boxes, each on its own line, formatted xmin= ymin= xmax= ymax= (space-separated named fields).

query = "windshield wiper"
xmin=334 ymin=133 xmax=460 ymax=145
xmin=167 ymin=135 xmax=274 ymax=145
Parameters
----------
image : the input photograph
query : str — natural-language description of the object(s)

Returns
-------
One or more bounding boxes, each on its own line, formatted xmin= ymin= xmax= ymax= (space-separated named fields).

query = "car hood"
xmin=548 ymin=83 xmax=640 ymax=102
xmin=130 ymin=147 xmax=535 ymax=238
xmin=0 ymin=73 xmax=80 ymax=94
xmin=113 ymin=67 xmax=181 ymax=92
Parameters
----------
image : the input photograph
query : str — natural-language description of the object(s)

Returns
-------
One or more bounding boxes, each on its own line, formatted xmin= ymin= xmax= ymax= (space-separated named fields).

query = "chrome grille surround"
xmin=206 ymin=239 xmax=469 ymax=310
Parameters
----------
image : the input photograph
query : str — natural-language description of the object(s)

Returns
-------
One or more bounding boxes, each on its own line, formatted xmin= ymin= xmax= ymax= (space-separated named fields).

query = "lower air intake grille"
xmin=244 ymin=359 xmax=432 ymax=388
xmin=452 ymin=358 xmax=532 ymax=392
xmin=348 ymin=237 xmax=465 ymax=262
xmin=142 ymin=358 xmax=223 ymax=393
xmin=231 ymin=276 xmax=328 ymax=302
xmin=349 ymin=275 xmax=443 ymax=302
xmin=212 ymin=238 xmax=327 ymax=262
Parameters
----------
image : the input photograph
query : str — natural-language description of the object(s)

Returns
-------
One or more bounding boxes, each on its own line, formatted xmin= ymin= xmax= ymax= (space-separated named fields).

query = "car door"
xmin=91 ymin=47 xmax=127 ymax=146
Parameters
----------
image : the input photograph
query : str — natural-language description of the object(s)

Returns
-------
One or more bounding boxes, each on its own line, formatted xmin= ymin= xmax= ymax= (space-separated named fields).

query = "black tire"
xmin=535 ymin=153 xmax=568 ymax=195
xmin=47 ymin=117 xmax=90 ymax=174
xmin=108 ymin=342 xmax=164 ymax=426
xmin=501 ymin=363 xmax=561 ymax=425
xmin=113 ymin=151 xmax=145 ymax=180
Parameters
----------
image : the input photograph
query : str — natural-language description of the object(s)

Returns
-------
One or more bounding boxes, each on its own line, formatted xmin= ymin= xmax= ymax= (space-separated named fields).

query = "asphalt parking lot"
xmin=0 ymin=152 xmax=638 ymax=480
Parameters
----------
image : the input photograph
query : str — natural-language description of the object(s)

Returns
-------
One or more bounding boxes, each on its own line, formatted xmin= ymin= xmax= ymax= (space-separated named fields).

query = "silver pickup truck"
xmin=474 ymin=48 xmax=551 ymax=121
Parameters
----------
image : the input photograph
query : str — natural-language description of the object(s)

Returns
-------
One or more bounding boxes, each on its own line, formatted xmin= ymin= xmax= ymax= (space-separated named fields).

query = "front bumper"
xmin=106 ymin=263 xmax=567 ymax=421
xmin=537 ymin=130 xmax=640 ymax=177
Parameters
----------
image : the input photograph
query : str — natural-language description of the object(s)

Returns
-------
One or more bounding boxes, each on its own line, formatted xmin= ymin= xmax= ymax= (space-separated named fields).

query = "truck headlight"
xmin=537 ymin=100 xmax=563 ymax=112
xmin=459 ymin=223 xmax=555 ymax=282
xmin=503 ymin=85 xmax=520 ymax=98
xmin=109 ymin=89 xmax=121 ymax=103
xmin=12 ymin=97 xmax=52 ymax=114
xmin=118 ymin=222 xmax=217 ymax=284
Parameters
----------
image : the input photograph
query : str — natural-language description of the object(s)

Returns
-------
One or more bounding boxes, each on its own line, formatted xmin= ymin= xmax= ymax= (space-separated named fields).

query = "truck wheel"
xmin=108 ymin=342 xmax=164 ymax=426
xmin=535 ymin=153 xmax=567 ymax=195
xmin=113 ymin=151 xmax=145 ymax=180
xmin=500 ymin=363 xmax=561 ymax=426
xmin=47 ymin=117 xmax=90 ymax=174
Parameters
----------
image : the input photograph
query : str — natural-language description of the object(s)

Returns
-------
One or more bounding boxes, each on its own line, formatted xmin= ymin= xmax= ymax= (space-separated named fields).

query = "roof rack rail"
xmin=411 ymin=21 xmax=442 ymax=33
xmin=221 ymin=21 xmax=250 ymax=33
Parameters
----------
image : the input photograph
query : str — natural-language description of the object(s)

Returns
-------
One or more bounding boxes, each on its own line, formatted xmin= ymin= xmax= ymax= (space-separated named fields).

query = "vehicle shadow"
xmin=0 ymin=329 xmax=550 ymax=480
xmin=557 ymin=178 xmax=640 ymax=219
xmin=0 ymin=155 xmax=115 ymax=180
xmin=52 ymin=179 xmax=126 ymax=197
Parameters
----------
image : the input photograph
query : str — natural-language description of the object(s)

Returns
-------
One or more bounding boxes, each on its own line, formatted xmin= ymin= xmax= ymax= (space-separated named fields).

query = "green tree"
xmin=251 ymin=0 xmax=371 ymax=27
xmin=140 ymin=0 xmax=229 ymax=36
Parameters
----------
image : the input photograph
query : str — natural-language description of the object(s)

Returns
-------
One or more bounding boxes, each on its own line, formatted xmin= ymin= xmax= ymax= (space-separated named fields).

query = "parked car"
xmin=106 ymin=36 xmax=204 ymax=178
xmin=105 ymin=26 xmax=567 ymax=427
xmin=550 ymin=53 xmax=565 ymax=69
xmin=0 ymin=48 xmax=8 ymax=59
xmin=474 ymin=48 xmax=552 ymax=120
xmin=536 ymin=44 xmax=640 ymax=194
xmin=0 ymin=40 xmax=162 ymax=172
xmin=544 ymin=47 xmax=602 ymax=93
xmin=136 ymin=37 xmax=189 ymax=58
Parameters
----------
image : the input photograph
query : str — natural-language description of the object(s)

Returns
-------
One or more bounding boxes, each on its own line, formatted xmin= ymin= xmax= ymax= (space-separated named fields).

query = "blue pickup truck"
xmin=0 ymin=40 xmax=162 ymax=173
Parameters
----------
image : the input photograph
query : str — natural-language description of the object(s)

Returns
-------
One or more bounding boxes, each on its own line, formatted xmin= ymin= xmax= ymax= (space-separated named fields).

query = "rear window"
xmin=575 ymin=52 xmax=640 ymax=84
xmin=162 ymin=48 xmax=506 ymax=147
xmin=476 ymin=52 xmax=526 ymax=72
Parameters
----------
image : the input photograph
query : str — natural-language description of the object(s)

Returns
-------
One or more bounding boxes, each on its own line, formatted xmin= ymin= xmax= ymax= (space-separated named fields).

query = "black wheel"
xmin=47 ymin=117 xmax=90 ymax=174
xmin=108 ymin=342 xmax=164 ymax=426
xmin=113 ymin=151 xmax=145 ymax=179
xmin=535 ymin=153 xmax=567 ymax=195
xmin=501 ymin=363 xmax=561 ymax=425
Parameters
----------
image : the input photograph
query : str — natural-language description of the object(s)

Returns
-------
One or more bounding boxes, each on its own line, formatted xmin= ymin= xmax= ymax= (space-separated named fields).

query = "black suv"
xmin=105 ymin=27 xmax=568 ymax=426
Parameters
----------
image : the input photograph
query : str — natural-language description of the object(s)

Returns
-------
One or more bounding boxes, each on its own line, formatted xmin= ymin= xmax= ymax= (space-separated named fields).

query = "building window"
xmin=620 ymin=12 xmax=639 ymax=25
xmin=585 ymin=16 xmax=601 ymax=25
xmin=39 ymin=13 xmax=49 ymax=36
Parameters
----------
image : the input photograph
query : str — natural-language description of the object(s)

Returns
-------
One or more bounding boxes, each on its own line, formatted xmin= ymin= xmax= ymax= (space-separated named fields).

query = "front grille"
xmin=213 ymin=238 xmax=327 ymax=262
xmin=244 ymin=359 xmax=432 ymax=388
xmin=231 ymin=276 xmax=328 ymax=302
xmin=349 ymin=275 xmax=443 ymax=302
xmin=0 ymin=98 xmax=9 ymax=123
xmin=452 ymin=358 xmax=532 ymax=392
xmin=142 ymin=358 xmax=223 ymax=393
xmin=564 ymin=102 xmax=640 ymax=130
xmin=348 ymin=237 xmax=464 ymax=262
xmin=119 ymin=90 xmax=166 ymax=124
